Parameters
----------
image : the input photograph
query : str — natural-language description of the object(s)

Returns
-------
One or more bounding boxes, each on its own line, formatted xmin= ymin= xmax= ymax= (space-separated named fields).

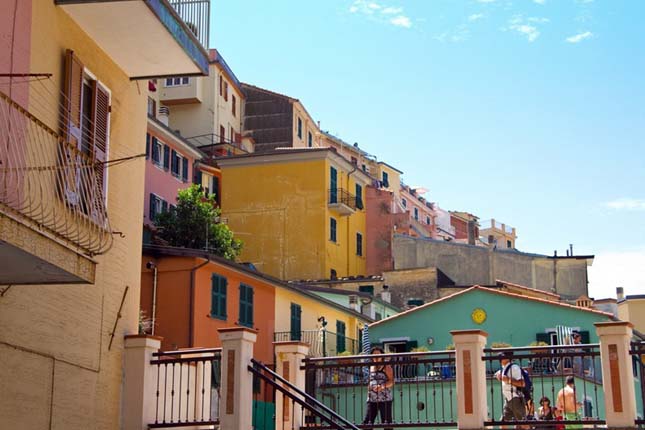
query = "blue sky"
xmin=209 ymin=0 xmax=645 ymax=298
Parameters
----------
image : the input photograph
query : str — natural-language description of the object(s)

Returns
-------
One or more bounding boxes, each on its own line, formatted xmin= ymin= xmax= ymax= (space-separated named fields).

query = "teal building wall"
xmin=369 ymin=288 xmax=611 ymax=350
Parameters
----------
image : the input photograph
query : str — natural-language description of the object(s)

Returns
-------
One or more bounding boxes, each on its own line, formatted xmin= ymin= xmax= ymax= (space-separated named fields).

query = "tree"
xmin=154 ymin=185 xmax=242 ymax=260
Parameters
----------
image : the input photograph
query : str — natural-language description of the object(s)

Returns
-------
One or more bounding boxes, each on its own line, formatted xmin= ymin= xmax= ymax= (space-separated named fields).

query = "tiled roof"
xmin=496 ymin=279 xmax=561 ymax=299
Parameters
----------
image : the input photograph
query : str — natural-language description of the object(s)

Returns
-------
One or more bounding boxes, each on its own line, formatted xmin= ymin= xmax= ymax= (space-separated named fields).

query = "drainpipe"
xmin=347 ymin=164 xmax=358 ymax=276
xmin=189 ymin=256 xmax=211 ymax=347
xmin=146 ymin=261 xmax=159 ymax=335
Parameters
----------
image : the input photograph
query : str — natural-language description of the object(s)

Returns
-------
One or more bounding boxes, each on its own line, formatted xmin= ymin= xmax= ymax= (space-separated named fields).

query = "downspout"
xmin=347 ymin=164 xmax=358 ymax=276
xmin=189 ymin=256 xmax=211 ymax=347
xmin=151 ymin=265 xmax=158 ymax=335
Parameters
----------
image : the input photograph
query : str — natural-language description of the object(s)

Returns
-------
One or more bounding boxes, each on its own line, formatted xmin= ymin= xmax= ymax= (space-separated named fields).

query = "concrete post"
xmin=218 ymin=327 xmax=257 ymax=430
xmin=122 ymin=335 xmax=163 ymax=430
xmin=274 ymin=341 xmax=310 ymax=430
xmin=595 ymin=321 xmax=637 ymax=429
xmin=451 ymin=330 xmax=489 ymax=430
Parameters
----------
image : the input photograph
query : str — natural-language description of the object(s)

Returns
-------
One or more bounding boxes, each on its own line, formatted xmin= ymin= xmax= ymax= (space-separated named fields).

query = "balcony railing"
xmin=186 ymin=133 xmax=247 ymax=159
xmin=0 ymin=90 xmax=112 ymax=255
xmin=274 ymin=330 xmax=359 ymax=357
xmin=328 ymin=188 xmax=362 ymax=215
xmin=169 ymin=0 xmax=211 ymax=49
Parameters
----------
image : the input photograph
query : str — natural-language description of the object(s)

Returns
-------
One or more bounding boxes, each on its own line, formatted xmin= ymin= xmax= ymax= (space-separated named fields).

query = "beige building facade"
xmin=0 ymin=0 xmax=208 ymax=428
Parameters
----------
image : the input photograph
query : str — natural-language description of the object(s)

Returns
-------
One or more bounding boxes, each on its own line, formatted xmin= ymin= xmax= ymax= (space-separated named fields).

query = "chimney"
xmin=617 ymin=287 xmax=624 ymax=301
xmin=380 ymin=285 xmax=391 ymax=303
xmin=349 ymin=295 xmax=360 ymax=312
xmin=569 ymin=244 xmax=574 ymax=256
xmin=157 ymin=106 xmax=170 ymax=126
xmin=467 ymin=220 xmax=476 ymax=245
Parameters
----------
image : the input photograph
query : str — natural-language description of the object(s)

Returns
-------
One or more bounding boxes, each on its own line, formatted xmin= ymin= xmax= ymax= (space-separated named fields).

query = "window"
xmin=62 ymin=50 xmax=110 ymax=216
xmin=382 ymin=171 xmax=389 ymax=187
xmin=330 ymin=217 xmax=337 ymax=242
xmin=219 ymin=125 xmax=226 ymax=143
xmin=355 ymin=184 xmax=363 ymax=209
xmin=507 ymin=240 xmax=512 ymax=248
xmin=163 ymin=144 xmax=170 ymax=170
xmin=230 ymin=126 xmax=235 ymax=144
xmin=330 ymin=268 xmax=337 ymax=279
xmin=239 ymin=284 xmax=254 ymax=327
xmin=362 ymin=164 xmax=367 ymax=172
xmin=336 ymin=321 xmax=346 ymax=353
xmin=350 ymin=156 xmax=357 ymax=165
xmin=356 ymin=232 xmax=363 ymax=256
xmin=308 ymin=131 xmax=313 ymax=147
xmin=329 ymin=166 xmax=337 ymax=203
xmin=232 ymin=94 xmax=236 ymax=117
xmin=151 ymin=137 xmax=162 ymax=165
xmin=147 ymin=97 xmax=156 ymax=117
xmin=488 ymin=235 xmax=495 ymax=244
xmin=211 ymin=274 xmax=227 ymax=319
xmin=165 ymin=76 xmax=189 ymax=86
xmin=426 ymin=216 xmax=431 ymax=225
xmin=402 ymin=198 xmax=407 ymax=208
xmin=297 ymin=117 xmax=302 ymax=139
xmin=145 ymin=133 xmax=150 ymax=159
xmin=219 ymin=75 xmax=223 ymax=96
xmin=223 ymin=81 xmax=229 ymax=101
xmin=170 ymin=150 xmax=189 ymax=181
xmin=359 ymin=285 xmax=374 ymax=295
xmin=148 ymin=194 xmax=167 ymax=221
xmin=290 ymin=303 xmax=302 ymax=341
xmin=414 ymin=207 xmax=419 ymax=221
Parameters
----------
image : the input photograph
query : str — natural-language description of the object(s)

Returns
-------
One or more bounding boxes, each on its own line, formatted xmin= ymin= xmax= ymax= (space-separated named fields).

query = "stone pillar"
xmin=451 ymin=330 xmax=489 ymax=430
xmin=218 ymin=327 xmax=257 ymax=430
xmin=274 ymin=341 xmax=310 ymax=430
xmin=122 ymin=335 xmax=163 ymax=430
xmin=595 ymin=321 xmax=637 ymax=429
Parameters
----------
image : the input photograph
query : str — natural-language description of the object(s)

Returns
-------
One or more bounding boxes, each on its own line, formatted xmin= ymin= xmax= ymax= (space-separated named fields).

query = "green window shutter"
xmin=329 ymin=167 xmax=337 ymax=203
xmin=239 ymin=284 xmax=254 ymax=327
xmin=336 ymin=321 xmax=346 ymax=353
xmin=161 ymin=200 xmax=168 ymax=213
xmin=182 ymin=157 xmax=189 ymax=181
xmin=536 ymin=332 xmax=551 ymax=344
xmin=149 ymin=194 xmax=156 ymax=220
xmin=145 ymin=133 xmax=150 ymax=158
xmin=163 ymin=145 xmax=170 ymax=170
xmin=356 ymin=232 xmax=363 ymax=256
xmin=290 ymin=303 xmax=302 ymax=341
xmin=330 ymin=218 xmax=337 ymax=242
xmin=211 ymin=275 xmax=227 ymax=319
xmin=355 ymin=184 xmax=363 ymax=209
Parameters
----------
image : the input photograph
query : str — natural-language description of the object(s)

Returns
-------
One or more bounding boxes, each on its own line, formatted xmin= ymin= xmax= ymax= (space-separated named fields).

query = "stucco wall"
xmin=369 ymin=288 xmax=610 ymax=351
xmin=618 ymin=298 xmax=645 ymax=333
xmin=0 ymin=2 xmax=147 ymax=429
xmin=392 ymin=236 xmax=590 ymax=299
xmin=382 ymin=267 xmax=439 ymax=308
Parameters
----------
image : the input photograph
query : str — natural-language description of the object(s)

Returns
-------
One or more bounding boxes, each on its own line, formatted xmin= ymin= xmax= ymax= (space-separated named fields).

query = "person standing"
xmin=557 ymin=375 xmax=583 ymax=429
xmin=495 ymin=352 xmax=526 ymax=423
xmin=363 ymin=346 xmax=394 ymax=430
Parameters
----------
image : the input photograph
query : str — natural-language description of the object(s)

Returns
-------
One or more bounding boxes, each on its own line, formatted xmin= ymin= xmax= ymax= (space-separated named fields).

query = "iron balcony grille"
xmin=169 ymin=0 xmax=210 ymax=49
xmin=328 ymin=188 xmax=362 ymax=211
xmin=0 ymin=90 xmax=112 ymax=255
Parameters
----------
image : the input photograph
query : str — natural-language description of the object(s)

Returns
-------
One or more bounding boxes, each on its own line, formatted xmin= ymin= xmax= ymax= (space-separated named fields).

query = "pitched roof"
xmin=143 ymin=244 xmax=372 ymax=322
xmin=369 ymin=285 xmax=613 ymax=327
xmin=496 ymin=279 xmax=561 ymax=299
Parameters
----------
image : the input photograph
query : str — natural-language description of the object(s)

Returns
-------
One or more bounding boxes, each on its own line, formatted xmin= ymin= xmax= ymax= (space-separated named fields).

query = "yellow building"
xmin=480 ymin=218 xmax=518 ymax=249
xmin=0 ymin=0 xmax=208 ymax=428
xmin=618 ymin=294 xmax=645 ymax=333
xmin=218 ymin=148 xmax=371 ymax=281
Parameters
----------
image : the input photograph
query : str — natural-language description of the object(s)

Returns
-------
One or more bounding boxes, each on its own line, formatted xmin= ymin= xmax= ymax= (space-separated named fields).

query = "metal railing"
xmin=328 ymin=188 xmax=361 ymax=211
xmin=482 ymin=344 xmax=604 ymax=428
xmin=302 ymin=350 xmax=457 ymax=428
xmin=274 ymin=330 xmax=359 ymax=357
xmin=0 ymin=90 xmax=112 ymax=255
xmin=169 ymin=0 xmax=210 ymax=49
xmin=631 ymin=342 xmax=645 ymax=425
xmin=149 ymin=348 xmax=221 ymax=428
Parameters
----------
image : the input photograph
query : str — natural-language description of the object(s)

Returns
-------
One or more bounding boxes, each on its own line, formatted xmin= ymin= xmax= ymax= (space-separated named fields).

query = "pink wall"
xmin=366 ymin=187 xmax=409 ymax=275
xmin=0 ymin=0 xmax=32 ymax=108
xmin=143 ymin=126 xmax=197 ymax=226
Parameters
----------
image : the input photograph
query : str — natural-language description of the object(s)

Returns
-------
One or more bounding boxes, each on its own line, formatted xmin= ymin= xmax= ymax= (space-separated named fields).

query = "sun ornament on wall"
xmin=471 ymin=308 xmax=487 ymax=325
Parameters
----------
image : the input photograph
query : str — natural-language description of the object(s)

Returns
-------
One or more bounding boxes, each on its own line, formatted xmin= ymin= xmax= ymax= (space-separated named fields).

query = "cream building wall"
xmin=617 ymin=296 xmax=645 ymax=333
xmin=292 ymin=101 xmax=321 ymax=148
xmin=0 ymin=2 xmax=147 ymax=429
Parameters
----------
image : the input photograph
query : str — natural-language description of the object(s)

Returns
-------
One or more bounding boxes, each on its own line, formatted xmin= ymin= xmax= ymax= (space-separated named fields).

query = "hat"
xmin=497 ymin=351 xmax=513 ymax=360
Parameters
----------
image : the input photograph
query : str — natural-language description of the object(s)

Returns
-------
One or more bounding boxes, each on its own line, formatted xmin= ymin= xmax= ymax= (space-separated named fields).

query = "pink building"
xmin=399 ymin=184 xmax=438 ymax=239
xmin=143 ymin=115 xmax=203 ymax=230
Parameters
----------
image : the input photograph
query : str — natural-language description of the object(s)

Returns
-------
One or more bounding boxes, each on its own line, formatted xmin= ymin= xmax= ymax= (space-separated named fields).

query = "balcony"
xmin=187 ymin=133 xmax=249 ymax=161
xmin=480 ymin=218 xmax=516 ymax=236
xmin=328 ymin=188 xmax=361 ymax=216
xmin=274 ymin=330 xmax=359 ymax=357
xmin=0 ymin=90 xmax=108 ymax=284
xmin=55 ymin=0 xmax=210 ymax=78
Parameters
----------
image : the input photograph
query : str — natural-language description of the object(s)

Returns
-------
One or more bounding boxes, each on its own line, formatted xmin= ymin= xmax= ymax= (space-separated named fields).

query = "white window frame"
xmin=165 ymin=77 xmax=190 ymax=87
xmin=152 ymin=139 xmax=163 ymax=166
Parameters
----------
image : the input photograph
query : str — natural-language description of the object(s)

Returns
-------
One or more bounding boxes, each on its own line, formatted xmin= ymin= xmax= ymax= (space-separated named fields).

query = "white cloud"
xmin=348 ymin=0 xmax=412 ymax=28
xmin=506 ymin=15 xmax=548 ymax=42
xmin=468 ymin=13 xmax=485 ymax=22
xmin=528 ymin=17 xmax=550 ymax=23
xmin=588 ymin=248 xmax=645 ymax=299
xmin=604 ymin=198 xmax=645 ymax=211
xmin=390 ymin=15 xmax=412 ymax=28
xmin=533 ymin=0 xmax=546 ymax=4
xmin=510 ymin=24 xmax=540 ymax=42
xmin=566 ymin=31 xmax=593 ymax=43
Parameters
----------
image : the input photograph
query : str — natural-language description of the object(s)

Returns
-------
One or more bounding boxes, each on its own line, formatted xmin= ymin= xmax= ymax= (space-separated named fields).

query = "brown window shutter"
xmin=219 ymin=75 xmax=222 ymax=95
xmin=235 ymin=132 xmax=242 ymax=143
xmin=90 ymin=80 xmax=110 ymax=212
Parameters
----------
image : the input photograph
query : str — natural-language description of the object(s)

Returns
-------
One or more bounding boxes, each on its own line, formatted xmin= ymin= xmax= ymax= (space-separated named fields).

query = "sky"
xmin=209 ymin=0 xmax=645 ymax=299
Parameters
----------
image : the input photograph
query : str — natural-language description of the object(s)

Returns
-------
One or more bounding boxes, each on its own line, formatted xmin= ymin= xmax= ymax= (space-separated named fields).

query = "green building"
xmin=369 ymin=286 xmax=613 ymax=352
